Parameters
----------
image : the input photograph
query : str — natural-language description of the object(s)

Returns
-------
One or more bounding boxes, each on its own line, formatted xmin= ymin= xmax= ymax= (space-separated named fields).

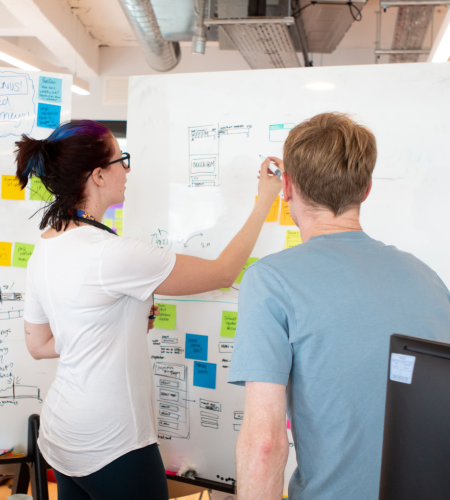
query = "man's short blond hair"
xmin=283 ymin=112 xmax=377 ymax=215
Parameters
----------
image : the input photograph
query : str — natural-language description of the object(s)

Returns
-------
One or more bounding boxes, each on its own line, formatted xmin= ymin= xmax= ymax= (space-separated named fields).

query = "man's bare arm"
xmin=236 ymin=381 xmax=289 ymax=500
xmin=24 ymin=321 xmax=59 ymax=360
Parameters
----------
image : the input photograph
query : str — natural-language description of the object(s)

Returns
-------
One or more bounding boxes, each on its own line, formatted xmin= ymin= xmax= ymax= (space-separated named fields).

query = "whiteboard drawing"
xmin=154 ymin=362 xmax=190 ymax=439
xmin=0 ymin=376 xmax=42 ymax=407
xmin=0 ymin=71 xmax=36 ymax=138
xmin=0 ymin=289 xmax=25 ymax=321
xmin=188 ymin=124 xmax=252 ymax=187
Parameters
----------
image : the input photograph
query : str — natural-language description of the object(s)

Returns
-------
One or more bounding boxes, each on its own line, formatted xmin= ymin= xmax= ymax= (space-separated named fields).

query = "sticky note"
xmin=116 ymin=228 xmax=123 ymax=237
xmin=220 ymin=311 xmax=238 ymax=338
xmin=37 ymin=102 xmax=61 ymax=129
xmin=194 ymin=361 xmax=217 ymax=389
xmin=235 ymin=257 xmax=259 ymax=284
xmin=0 ymin=242 xmax=12 ymax=267
xmin=114 ymin=220 xmax=123 ymax=231
xmin=390 ymin=353 xmax=416 ymax=384
xmin=115 ymin=209 xmax=123 ymax=219
xmin=154 ymin=303 xmax=176 ymax=330
xmin=185 ymin=334 xmax=208 ymax=361
xmin=30 ymin=177 xmax=52 ymax=202
xmin=12 ymin=243 xmax=34 ymax=268
xmin=220 ymin=288 xmax=230 ymax=291
xmin=285 ymin=230 xmax=302 ymax=249
xmin=104 ymin=218 xmax=113 ymax=228
xmin=287 ymin=417 xmax=291 ymax=430
xmin=255 ymin=196 xmax=280 ymax=222
xmin=105 ymin=207 xmax=116 ymax=219
xmin=280 ymin=199 xmax=295 ymax=226
xmin=1 ymin=175 xmax=24 ymax=200
xmin=38 ymin=76 xmax=62 ymax=103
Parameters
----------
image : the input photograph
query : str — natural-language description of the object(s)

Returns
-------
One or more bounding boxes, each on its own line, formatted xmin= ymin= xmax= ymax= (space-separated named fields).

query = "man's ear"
xmin=363 ymin=179 xmax=372 ymax=202
xmin=282 ymin=172 xmax=293 ymax=202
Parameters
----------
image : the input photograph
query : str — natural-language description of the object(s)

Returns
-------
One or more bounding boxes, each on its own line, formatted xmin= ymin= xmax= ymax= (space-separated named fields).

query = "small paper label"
xmin=390 ymin=353 xmax=416 ymax=384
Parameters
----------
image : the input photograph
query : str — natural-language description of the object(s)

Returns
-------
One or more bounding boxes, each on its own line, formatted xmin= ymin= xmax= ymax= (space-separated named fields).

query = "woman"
xmin=16 ymin=120 xmax=281 ymax=500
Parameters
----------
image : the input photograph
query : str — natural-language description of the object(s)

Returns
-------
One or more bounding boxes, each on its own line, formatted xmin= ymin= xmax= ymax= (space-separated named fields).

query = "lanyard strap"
xmin=74 ymin=210 xmax=118 ymax=236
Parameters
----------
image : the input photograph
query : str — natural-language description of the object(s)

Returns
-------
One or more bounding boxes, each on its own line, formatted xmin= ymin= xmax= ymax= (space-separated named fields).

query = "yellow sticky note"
xmin=235 ymin=257 xmax=259 ymax=284
xmin=1 ymin=175 xmax=24 ymax=200
xmin=114 ymin=220 xmax=123 ymax=231
xmin=220 ymin=311 xmax=238 ymax=338
xmin=154 ymin=303 xmax=176 ymax=330
xmin=115 ymin=209 xmax=123 ymax=219
xmin=280 ymin=199 xmax=295 ymax=226
xmin=30 ymin=177 xmax=52 ymax=202
xmin=0 ymin=242 xmax=12 ymax=267
xmin=116 ymin=228 xmax=123 ymax=237
xmin=220 ymin=287 xmax=230 ymax=291
xmin=255 ymin=196 xmax=280 ymax=222
xmin=285 ymin=230 xmax=302 ymax=249
xmin=104 ymin=218 xmax=113 ymax=228
xmin=12 ymin=243 xmax=34 ymax=268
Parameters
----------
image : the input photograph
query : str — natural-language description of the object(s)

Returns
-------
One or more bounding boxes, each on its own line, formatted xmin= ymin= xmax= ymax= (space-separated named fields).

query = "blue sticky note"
xmin=194 ymin=361 xmax=216 ymax=390
xmin=38 ymin=76 xmax=62 ymax=103
xmin=37 ymin=102 xmax=61 ymax=129
xmin=185 ymin=334 xmax=208 ymax=361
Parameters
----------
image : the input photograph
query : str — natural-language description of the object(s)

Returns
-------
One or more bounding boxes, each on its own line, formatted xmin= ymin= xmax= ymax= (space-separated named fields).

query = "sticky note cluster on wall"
xmin=37 ymin=76 xmax=62 ymax=129
xmin=154 ymin=303 xmax=176 ymax=330
xmin=102 ymin=203 xmax=124 ymax=236
xmin=0 ymin=242 xmax=34 ymax=268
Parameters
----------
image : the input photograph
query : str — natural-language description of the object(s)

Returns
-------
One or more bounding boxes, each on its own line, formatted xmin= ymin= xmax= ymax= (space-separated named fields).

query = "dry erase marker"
xmin=259 ymin=155 xmax=282 ymax=179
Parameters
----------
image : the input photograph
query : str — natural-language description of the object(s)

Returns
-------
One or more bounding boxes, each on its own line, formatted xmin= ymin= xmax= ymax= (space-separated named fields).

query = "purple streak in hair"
xmin=48 ymin=120 xmax=110 ymax=142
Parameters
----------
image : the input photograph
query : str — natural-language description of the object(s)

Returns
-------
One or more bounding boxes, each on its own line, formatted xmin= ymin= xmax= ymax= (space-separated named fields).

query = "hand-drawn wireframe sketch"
xmin=0 ymin=289 xmax=25 ymax=320
xmin=218 ymin=342 xmax=234 ymax=353
xmin=0 ymin=376 xmax=42 ymax=406
xmin=200 ymin=400 xmax=221 ymax=430
xmin=161 ymin=337 xmax=178 ymax=344
xmin=233 ymin=424 xmax=242 ymax=431
xmin=188 ymin=123 xmax=252 ymax=187
xmin=233 ymin=411 xmax=244 ymax=421
xmin=154 ymin=362 xmax=190 ymax=439
xmin=161 ymin=346 xmax=184 ymax=355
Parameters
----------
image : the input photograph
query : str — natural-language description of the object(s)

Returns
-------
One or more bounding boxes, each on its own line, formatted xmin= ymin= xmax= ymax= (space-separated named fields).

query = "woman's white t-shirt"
xmin=23 ymin=226 xmax=176 ymax=477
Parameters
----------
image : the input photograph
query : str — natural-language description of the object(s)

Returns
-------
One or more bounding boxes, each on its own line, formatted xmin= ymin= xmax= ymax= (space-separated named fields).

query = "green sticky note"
xmin=235 ymin=257 xmax=259 ymax=284
xmin=115 ymin=209 xmax=123 ymax=219
xmin=104 ymin=218 xmax=113 ymax=228
xmin=12 ymin=243 xmax=35 ymax=268
xmin=30 ymin=177 xmax=53 ymax=202
xmin=154 ymin=303 xmax=176 ymax=330
xmin=220 ymin=287 xmax=230 ymax=291
xmin=220 ymin=311 xmax=238 ymax=338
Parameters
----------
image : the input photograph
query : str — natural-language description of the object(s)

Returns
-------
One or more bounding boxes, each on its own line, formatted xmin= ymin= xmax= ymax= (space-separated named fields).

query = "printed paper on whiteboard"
xmin=390 ymin=353 xmax=416 ymax=384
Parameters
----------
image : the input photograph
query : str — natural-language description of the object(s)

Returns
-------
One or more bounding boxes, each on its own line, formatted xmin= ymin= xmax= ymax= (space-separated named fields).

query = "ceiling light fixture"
xmin=71 ymin=85 xmax=90 ymax=96
xmin=0 ymin=51 xmax=40 ymax=72
xmin=429 ymin=9 xmax=450 ymax=62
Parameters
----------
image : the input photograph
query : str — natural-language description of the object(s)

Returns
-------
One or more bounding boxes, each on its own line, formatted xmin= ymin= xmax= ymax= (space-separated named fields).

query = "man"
xmin=228 ymin=113 xmax=450 ymax=500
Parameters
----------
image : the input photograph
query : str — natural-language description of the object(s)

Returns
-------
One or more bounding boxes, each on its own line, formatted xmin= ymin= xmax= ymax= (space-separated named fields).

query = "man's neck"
xmin=295 ymin=204 xmax=363 ymax=243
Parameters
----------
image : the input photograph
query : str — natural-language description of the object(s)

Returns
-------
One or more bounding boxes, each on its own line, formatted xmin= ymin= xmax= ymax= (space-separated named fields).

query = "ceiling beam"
xmin=0 ymin=0 xmax=99 ymax=77
xmin=0 ymin=36 xmax=89 ymax=93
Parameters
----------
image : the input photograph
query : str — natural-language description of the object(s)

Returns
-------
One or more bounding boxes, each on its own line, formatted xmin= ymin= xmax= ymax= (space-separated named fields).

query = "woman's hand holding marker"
xmin=147 ymin=304 xmax=160 ymax=332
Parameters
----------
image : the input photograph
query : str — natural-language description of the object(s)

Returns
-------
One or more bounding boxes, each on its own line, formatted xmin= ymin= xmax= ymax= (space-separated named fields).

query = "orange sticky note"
xmin=1 ymin=175 xmax=25 ymax=200
xmin=0 ymin=242 xmax=12 ymax=267
xmin=280 ymin=199 xmax=295 ymax=226
xmin=256 ymin=196 xmax=280 ymax=222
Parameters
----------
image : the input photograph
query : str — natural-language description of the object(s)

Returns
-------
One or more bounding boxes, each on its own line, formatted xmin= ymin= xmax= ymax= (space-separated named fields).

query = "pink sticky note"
xmin=287 ymin=417 xmax=291 ymax=430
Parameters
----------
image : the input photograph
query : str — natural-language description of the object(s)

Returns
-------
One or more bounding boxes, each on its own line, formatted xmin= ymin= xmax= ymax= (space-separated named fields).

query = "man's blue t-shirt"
xmin=228 ymin=231 xmax=450 ymax=500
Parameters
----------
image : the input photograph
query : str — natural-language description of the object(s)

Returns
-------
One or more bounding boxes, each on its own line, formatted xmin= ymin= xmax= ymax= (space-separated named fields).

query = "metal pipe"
xmin=118 ymin=0 xmax=181 ymax=72
xmin=374 ymin=49 xmax=430 ymax=53
xmin=203 ymin=17 xmax=295 ymax=26
xmin=192 ymin=0 xmax=207 ymax=54
xmin=381 ymin=0 xmax=450 ymax=7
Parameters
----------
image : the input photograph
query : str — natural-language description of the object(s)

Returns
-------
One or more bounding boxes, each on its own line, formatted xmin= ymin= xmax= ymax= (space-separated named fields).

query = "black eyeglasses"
xmin=83 ymin=152 xmax=131 ymax=183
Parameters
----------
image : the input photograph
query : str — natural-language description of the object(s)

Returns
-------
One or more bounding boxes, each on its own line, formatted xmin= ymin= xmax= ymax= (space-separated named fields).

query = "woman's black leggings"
xmin=53 ymin=444 xmax=169 ymax=500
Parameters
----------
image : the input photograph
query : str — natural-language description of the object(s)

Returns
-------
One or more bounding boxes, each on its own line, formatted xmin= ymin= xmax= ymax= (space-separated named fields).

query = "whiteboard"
xmin=0 ymin=68 xmax=72 ymax=453
xmin=125 ymin=63 xmax=450 ymax=492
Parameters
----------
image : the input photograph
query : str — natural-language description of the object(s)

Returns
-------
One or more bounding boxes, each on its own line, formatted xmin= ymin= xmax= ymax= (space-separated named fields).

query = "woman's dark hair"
xmin=15 ymin=120 xmax=114 ymax=231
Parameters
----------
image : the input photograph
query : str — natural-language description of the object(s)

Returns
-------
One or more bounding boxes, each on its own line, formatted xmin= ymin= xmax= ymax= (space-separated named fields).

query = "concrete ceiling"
xmin=0 ymin=0 xmax=447 ymax=77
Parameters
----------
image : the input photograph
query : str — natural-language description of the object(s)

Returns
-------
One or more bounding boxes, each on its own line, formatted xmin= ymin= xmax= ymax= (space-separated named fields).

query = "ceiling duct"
xmin=118 ymin=0 xmax=181 ymax=72
xmin=390 ymin=4 xmax=434 ymax=62
xmin=217 ymin=0 xmax=300 ymax=68
xmin=293 ymin=0 xmax=367 ymax=53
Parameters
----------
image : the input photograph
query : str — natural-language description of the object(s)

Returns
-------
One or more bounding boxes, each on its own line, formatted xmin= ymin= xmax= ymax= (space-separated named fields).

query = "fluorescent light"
xmin=304 ymin=82 xmax=336 ymax=91
xmin=430 ymin=9 xmax=450 ymax=62
xmin=0 ymin=51 xmax=40 ymax=72
xmin=72 ymin=84 xmax=90 ymax=96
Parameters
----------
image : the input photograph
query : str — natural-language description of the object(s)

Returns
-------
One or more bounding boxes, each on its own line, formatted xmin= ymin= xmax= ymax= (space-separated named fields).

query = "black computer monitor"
xmin=379 ymin=334 xmax=450 ymax=500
